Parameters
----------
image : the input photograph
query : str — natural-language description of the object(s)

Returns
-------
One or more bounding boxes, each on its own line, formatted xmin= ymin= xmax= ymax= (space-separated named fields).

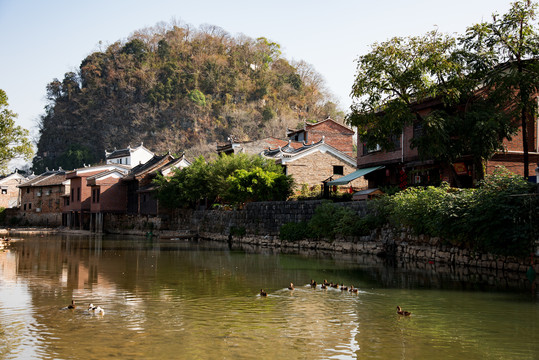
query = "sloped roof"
xmin=124 ymin=153 xmax=174 ymax=180
xmin=306 ymin=118 xmax=355 ymax=134
xmin=105 ymin=143 xmax=154 ymax=159
xmin=262 ymin=139 xmax=356 ymax=167
xmin=18 ymin=170 xmax=66 ymax=188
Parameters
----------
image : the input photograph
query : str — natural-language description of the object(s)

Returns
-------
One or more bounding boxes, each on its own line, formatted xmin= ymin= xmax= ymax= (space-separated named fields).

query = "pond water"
xmin=0 ymin=235 xmax=538 ymax=359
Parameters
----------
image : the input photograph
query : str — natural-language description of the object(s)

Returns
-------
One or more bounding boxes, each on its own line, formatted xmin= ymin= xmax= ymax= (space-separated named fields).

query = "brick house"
xmin=122 ymin=153 xmax=191 ymax=216
xmin=87 ymin=169 xmax=130 ymax=232
xmin=286 ymin=117 xmax=355 ymax=156
xmin=218 ymin=117 xmax=366 ymax=191
xmin=64 ymin=164 xmax=130 ymax=230
xmin=262 ymin=139 xmax=366 ymax=190
xmin=356 ymin=97 xmax=539 ymax=188
xmin=18 ymin=169 xmax=68 ymax=226
xmin=0 ymin=171 xmax=29 ymax=208
xmin=217 ymin=117 xmax=356 ymax=157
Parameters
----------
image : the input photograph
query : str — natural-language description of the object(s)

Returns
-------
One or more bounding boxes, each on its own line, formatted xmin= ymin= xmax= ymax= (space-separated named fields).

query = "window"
xmin=413 ymin=122 xmax=423 ymax=139
xmin=333 ymin=165 xmax=344 ymax=175
xmin=77 ymin=188 xmax=80 ymax=201
xmin=1 ymin=187 xmax=7 ymax=195
xmin=71 ymin=189 xmax=74 ymax=202
xmin=363 ymin=143 xmax=382 ymax=155
xmin=23 ymin=204 xmax=26 ymax=211
xmin=28 ymin=203 xmax=32 ymax=210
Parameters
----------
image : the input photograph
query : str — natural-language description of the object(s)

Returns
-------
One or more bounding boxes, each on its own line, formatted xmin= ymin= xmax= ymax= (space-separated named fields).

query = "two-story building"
xmin=122 ymin=153 xmax=191 ymax=217
xmin=18 ymin=169 xmax=68 ymax=226
xmin=64 ymin=164 xmax=130 ymax=230
xmin=355 ymin=97 xmax=539 ymax=189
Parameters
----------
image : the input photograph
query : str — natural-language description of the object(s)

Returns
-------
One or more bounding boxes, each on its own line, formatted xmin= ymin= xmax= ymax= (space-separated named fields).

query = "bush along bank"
xmin=276 ymin=167 xmax=538 ymax=271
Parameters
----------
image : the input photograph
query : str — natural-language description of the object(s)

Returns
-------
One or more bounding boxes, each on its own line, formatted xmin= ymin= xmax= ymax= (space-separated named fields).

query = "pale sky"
xmin=0 ymin=0 xmax=513 ymax=138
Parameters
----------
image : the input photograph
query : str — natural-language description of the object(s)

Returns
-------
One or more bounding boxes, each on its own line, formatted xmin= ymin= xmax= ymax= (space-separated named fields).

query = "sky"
xmin=0 ymin=0 xmax=513 ymax=139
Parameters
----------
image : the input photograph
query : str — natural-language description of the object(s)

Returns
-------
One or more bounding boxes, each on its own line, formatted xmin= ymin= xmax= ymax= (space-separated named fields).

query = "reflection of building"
xmin=0 ymin=171 xmax=28 ymax=208
xmin=18 ymin=169 xmax=68 ymax=226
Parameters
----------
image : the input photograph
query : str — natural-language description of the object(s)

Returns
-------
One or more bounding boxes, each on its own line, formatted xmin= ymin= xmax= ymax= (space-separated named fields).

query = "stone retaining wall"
xmin=98 ymin=200 xmax=537 ymax=277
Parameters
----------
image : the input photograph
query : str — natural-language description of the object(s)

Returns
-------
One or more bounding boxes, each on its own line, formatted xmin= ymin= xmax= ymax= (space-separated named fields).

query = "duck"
xmin=349 ymin=286 xmax=359 ymax=293
xmin=340 ymin=284 xmax=348 ymax=291
xmin=88 ymin=303 xmax=105 ymax=315
xmin=321 ymin=283 xmax=327 ymax=289
xmin=310 ymin=279 xmax=317 ymax=289
xmin=323 ymin=279 xmax=330 ymax=286
xmin=67 ymin=300 xmax=76 ymax=309
xmin=260 ymin=289 xmax=267 ymax=297
xmin=288 ymin=283 xmax=294 ymax=290
xmin=330 ymin=283 xmax=339 ymax=289
xmin=396 ymin=306 xmax=411 ymax=316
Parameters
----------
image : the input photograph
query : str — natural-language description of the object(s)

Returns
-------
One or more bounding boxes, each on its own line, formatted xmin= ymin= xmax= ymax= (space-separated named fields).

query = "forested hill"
xmin=33 ymin=23 xmax=343 ymax=173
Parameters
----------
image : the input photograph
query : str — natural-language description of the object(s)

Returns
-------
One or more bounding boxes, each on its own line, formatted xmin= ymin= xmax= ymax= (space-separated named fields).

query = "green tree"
xmin=225 ymin=166 xmax=293 ymax=203
xmin=462 ymin=0 xmax=539 ymax=178
xmin=154 ymin=153 xmax=293 ymax=208
xmin=0 ymin=89 xmax=33 ymax=174
xmin=347 ymin=30 xmax=469 ymax=150
xmin=347 ymin=29 xmax=518 ymax=183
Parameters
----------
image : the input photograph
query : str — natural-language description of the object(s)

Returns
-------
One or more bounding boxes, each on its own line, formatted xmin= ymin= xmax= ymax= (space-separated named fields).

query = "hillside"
xmin=33 ymin=22 xmax=343 ymax=172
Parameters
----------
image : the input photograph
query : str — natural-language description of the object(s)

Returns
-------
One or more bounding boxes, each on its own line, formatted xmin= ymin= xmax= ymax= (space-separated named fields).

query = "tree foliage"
xmin=154 ymin=153 xmax=293 ymax=208
xmin=0 ymin=89 xmax=33 ymax=174
xmin=347 ymin=2 xmax=539 ymax=181
xmin=33 ymin=22 xmax=339 ymax=173
xmin=461 ymin=0 xmax=539 ymax=178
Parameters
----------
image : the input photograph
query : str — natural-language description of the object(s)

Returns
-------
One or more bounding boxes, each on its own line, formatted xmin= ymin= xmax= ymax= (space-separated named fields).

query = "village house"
xmin=261 ymin=139 xmax=364 ymax=190
xmin=105 ymin=143 xmax=154 ymax=167
xmin=18 ymin=169 xmax=68 ymax=226
xmin=0 ymin=171 xmax=29 ymax=209
xmin=217 ymin=117 xmax=367 ymax=192
xmin=63 ymin=164 xmax=130 ymax=230
xmin=122 ymin=153 xmax=191 ymax=217
xmin=356 ymin=97 xmax=539 ymax=189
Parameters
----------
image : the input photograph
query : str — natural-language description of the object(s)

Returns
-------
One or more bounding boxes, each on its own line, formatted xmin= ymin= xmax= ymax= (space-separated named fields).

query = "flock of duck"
xmin=260 ymin=279 xmax=412 ymax=316
xmin=63 ymin=280 xmax=412 ymax=317
xmin=64 ymin=300 xmax=105 ymax=315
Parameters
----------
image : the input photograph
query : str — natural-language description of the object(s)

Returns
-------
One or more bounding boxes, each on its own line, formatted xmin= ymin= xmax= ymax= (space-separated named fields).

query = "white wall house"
xmin=105 ymin=143 xmax=154 ymax=168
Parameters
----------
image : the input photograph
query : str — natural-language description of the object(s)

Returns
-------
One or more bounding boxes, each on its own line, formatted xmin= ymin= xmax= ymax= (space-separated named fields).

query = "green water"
xmin=0 ymin=235 xmax=538 ymax=359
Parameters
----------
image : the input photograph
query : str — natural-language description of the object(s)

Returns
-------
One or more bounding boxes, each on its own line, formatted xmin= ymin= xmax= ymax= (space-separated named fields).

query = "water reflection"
xmin=0 ymin=235 xmax=538 ymax=359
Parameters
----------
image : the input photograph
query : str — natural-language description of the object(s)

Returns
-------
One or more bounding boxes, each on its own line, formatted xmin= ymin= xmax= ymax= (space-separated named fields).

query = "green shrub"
xmin=230 ymin=226 xmax=246 ymax=237
xmin=370 ymin=167 xmax=538 ymax=256
xmin=279 ymin=222 xmax=311 ymax=241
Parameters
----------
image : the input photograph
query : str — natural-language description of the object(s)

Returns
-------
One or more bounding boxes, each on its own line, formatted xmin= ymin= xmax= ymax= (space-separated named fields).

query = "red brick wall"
xmin=306 ymin=121 xmax=355 ymax=155
xmin=90 ymin=180 xmax=127 ymax=213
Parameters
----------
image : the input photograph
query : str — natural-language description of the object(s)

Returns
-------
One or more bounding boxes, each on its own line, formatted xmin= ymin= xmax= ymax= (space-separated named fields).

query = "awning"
xmin=327 ymin=166 xmax=385 ymax=186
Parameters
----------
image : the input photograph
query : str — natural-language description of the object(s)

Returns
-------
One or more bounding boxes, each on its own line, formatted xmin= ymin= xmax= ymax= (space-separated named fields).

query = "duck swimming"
xmin=67 ymin=300 xmax=76 ymax=309
xmin=288 ymin=283 xmax=294 ymax=290
xmin=310 ymin=279 xmax=317 ymax=288
xmin=88 ymin=303 xmax=105 ymax=315
xmin=260 ymin=289 xmax=267 ymax=297
xmin=396 ymin=306 xmax=411 ymax=316
xmin=349 ymin=286 xmax=359 ymax=293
